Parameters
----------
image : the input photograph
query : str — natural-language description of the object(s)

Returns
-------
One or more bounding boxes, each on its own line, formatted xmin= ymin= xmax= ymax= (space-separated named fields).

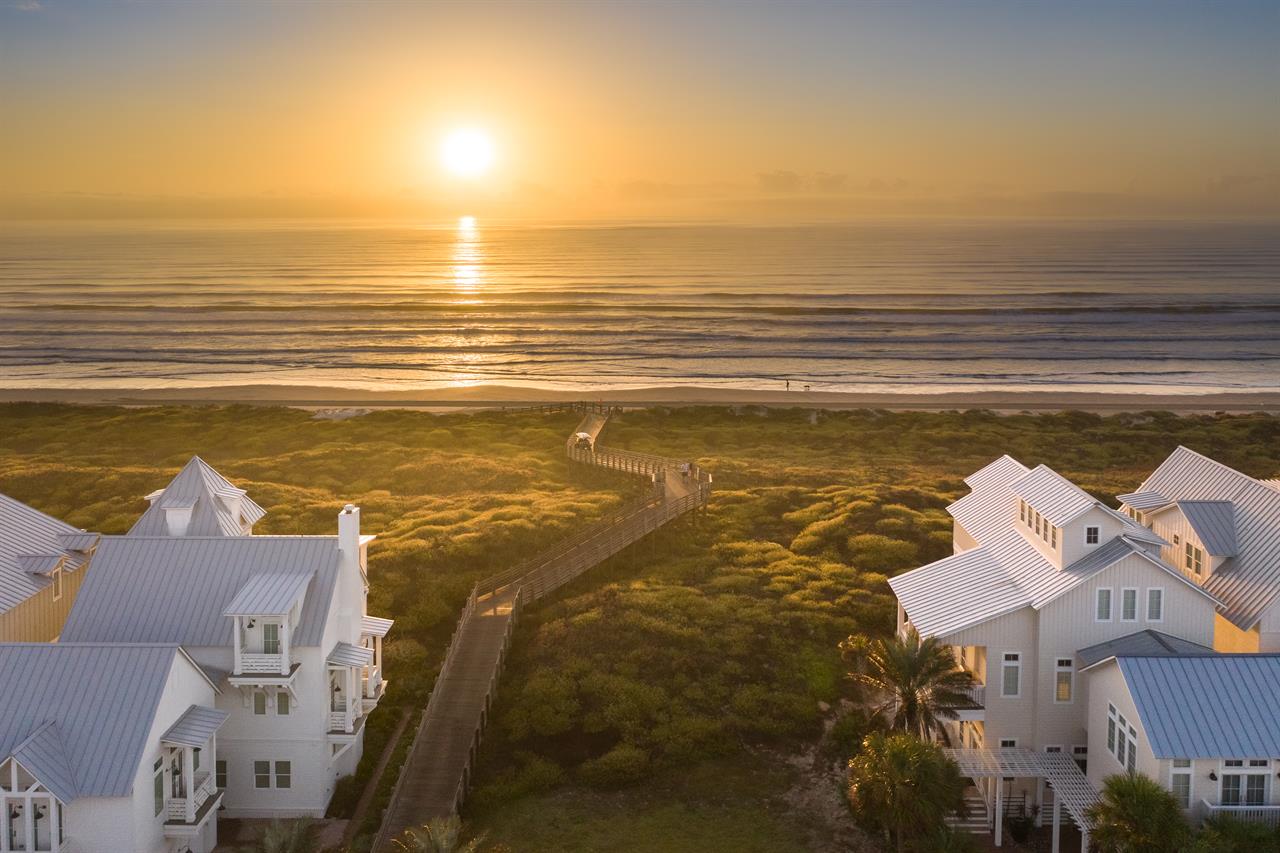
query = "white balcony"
xmin=329 ymin=698 xmax=362 ymax=734
xmin=1202 ymin=800 xmax=1280 ymax=828
xmin=361 ymin=665 xmax=386 ymax=713
xmin=164 ymin=771 xmax=219 ymax=832
xmin=239 ymin=652 xmax=287 ymax=674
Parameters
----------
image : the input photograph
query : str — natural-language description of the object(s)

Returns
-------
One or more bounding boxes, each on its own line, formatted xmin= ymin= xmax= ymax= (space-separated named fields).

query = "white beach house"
xmin=888 ymin=447 xmax=1280 ymax=846
xmin=59 ymin=457 xmax=392 ymax=818
xmin=0 ymin=493 xmax=97 ymax=642
xmin=1116 ymin=445 xmax=1280 ymax=653
xmin=0 ymin=643 xmax=227 ymax=853
xmin=1083 ymin=653 xmax=1280 ymax=827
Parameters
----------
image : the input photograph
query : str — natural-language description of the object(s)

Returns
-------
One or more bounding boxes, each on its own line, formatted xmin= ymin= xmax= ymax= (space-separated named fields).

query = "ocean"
xmin=1 ymin=219 xmax=1278 ymax=395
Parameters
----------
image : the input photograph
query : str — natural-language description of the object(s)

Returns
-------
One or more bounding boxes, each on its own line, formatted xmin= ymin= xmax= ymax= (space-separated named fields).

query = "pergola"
xmin=945 ymin=747 xmax=1098 ymax=853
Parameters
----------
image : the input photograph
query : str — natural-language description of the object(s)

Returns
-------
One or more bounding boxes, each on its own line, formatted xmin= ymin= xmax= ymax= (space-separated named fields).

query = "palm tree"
xmin=394 ymin=816 xmax=486 ymax=853
xmin=841 ymin=628 xmax=975 ymax=744
xmin=1086 ymin=773 xmax=1191 ymax=853
xmin=847 ymin=732 xmax=966 ymax=853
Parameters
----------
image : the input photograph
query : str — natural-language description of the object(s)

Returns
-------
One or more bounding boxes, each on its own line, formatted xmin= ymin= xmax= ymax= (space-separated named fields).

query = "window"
xmin=52 ymin=567 xmax=64 ymax=601
xmin=275 ymin=761 xmax=292 ymax=789
xmin=1051 ymin=526 xmax=1058 ymax=549
xmin=277 ymin=691 xmax=291 ymax=715
xmin=1001 ymin=652 xmax=1022 ymax=698
xmin=1171 ymin=759 xmax=1192 ymax=808
xmin=153 ymin=757 xmax=164 ymax=816
xmin=1045 ymin=745 xmax=1062 ymax=753
xmin=1121 ymin=588 xmax=1138 ymax=622
xmin=1054 ymin=658 xmax=1074 ymax=703
xmin=1073 ymin=746 xmax=1088 ymax=772
xmin=1020 ymin=501 xmax=1026 ymax=523
xmin=1035 ymin=513 xmax=1042 ymax=536
xmin=1147 ymin=588 xmax=1164 ymax=622
xmin=254 ymin=760 xmax=271 ymax=789
xmin=215 ymin=760 xmax=227 ymax=789
xmin=1000 ymin=738 xmax=1018 ymax=748
xmin=253 ymin=691 xmax=267 ymax=715
xmin=262 ymin=622 xmax=281 ymax=655
xmin=1222 ymin=760 xmax=1270 ymax=806
xmin=1173 ymin=534 xmax=1180 ymax=545
xmin=1086 ymin=526 xmax=1100 ymax=545
xmin=1096 ymin=588 xmax=1113 ymax=621
xmin=1185 ymin=543 xmax=1204 ymax=576
xmin=1109 ymin=705 xmax=1136 ymax=770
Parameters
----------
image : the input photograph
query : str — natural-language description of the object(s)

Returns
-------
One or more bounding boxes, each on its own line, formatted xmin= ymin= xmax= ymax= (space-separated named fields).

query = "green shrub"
xmin=577 ymin=743 xmax=650 ymax=788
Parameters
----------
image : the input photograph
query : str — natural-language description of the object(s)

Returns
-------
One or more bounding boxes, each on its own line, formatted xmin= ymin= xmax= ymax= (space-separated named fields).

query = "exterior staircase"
xmin=947 ymin=786 xmax=991 ymax=834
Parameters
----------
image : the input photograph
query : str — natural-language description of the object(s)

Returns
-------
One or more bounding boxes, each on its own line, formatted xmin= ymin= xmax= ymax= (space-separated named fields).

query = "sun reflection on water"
xmin=452 ymin=216 xmax=483 ymax=295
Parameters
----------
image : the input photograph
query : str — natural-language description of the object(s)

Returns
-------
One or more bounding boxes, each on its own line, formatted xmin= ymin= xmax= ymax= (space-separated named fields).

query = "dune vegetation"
xmin=1 ymin=403 xmax=1277 ymax=851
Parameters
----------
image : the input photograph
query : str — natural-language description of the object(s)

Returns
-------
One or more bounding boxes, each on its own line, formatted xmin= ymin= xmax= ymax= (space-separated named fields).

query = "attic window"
xmin=1086 ymin=526 xmax=1100 ymax=545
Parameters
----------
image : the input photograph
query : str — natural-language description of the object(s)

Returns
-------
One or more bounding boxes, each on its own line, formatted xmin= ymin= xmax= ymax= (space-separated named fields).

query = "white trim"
xmin=1120 ymin=587 xmax=1139 ymax=622
xmin=1053 ymin=657 xmax=1075 ymax=705
xmin=1096 ymin=587 xmax=1113 ymax=622
xmin=1170 ymin=759 xmax=1192 ymax=810
xmin=1000 ymin=651 xmax=1023 ymax=699
xmin=1146 ymin=587 xmax=1165 ymax=623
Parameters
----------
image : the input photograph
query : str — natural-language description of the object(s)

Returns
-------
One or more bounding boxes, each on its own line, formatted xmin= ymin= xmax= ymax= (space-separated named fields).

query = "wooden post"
xmin=994 ymin=782 xmax=1003 ymax=847
xmin=1051 ymin=792 xmax=1061 ymax=853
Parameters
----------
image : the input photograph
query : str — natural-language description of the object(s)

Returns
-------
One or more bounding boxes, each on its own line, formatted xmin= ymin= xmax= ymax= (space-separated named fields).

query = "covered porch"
xmin=945 ymin=748 xmax=1098 ymax=853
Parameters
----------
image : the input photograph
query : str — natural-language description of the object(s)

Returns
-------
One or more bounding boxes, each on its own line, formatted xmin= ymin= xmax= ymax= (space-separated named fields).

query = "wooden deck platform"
xmin=375 ymin=405 xmax=711 ymax=848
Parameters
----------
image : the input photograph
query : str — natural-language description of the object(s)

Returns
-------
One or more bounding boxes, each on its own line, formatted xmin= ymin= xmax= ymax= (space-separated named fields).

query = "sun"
xmin=440 ymin=128 xmax=495 ymax=178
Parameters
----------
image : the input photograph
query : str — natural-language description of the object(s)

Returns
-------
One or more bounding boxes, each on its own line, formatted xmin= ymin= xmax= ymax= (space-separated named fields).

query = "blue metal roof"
xmin=223 ymin=571 xmax=315 ymax=617
xmin=62 ymin=536 xmax=340 ymax=647
xmin=1116 ymin=655 xmax=1280 ymax=759
xmin=0 ymin=644 xmax=188 ymax=800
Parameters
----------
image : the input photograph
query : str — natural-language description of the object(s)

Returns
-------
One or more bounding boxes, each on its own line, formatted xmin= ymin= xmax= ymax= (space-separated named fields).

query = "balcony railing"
xmin=1203 ymin=800 xmax=1280 ymax=828
xmin=329 ymin=698 xmax=362 ymax=733
xmin=239 ymin=652 xmax=288 ymax=674
xmin=363 ymin=664 xmax=382 ymax=698
xmin=165 ymin=771 xmax=216 ymax=824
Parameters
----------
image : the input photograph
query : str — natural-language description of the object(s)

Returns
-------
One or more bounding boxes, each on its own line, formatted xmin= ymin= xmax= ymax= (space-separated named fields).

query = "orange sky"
xmin=2 ymin=1 xmax=1277 ymax=220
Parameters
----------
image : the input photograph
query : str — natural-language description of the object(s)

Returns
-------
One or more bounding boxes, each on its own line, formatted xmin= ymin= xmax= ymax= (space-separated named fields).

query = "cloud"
xmin=10 ymin=1 xmax=43 ymax=11
xmin=756 ymin=170 xmax=805 ymax=193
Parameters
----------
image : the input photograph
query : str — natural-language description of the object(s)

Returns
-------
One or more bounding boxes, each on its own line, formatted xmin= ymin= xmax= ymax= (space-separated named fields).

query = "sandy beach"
xmin=3 ymin=384 xmax=1279 ymax=413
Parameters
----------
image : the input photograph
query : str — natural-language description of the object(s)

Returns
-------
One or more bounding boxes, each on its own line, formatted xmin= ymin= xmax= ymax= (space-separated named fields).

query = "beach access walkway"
xmin=375 ymin=404 xmax=712 ymax=848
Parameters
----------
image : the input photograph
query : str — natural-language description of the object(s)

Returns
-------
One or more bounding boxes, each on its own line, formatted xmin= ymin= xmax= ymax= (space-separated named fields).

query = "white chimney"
xmin=338 ymin=504 xmax=360 ymax=558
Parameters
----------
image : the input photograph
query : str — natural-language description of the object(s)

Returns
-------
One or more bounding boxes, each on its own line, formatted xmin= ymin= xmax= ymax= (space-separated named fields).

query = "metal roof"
xmin=0 ymin=492 xmax=89 ymax=613
xmin=61 ymin=536 xmax=340 ymax=648
xmin=361 ymin=615 xmax=394 ymax=638
xmin=0 ymin=644 xmax=189 ymax=801
xmin=945 ymin=748 xmax=1098 ymax=831
xmin=1163 ymin=500 xmax=1237 ymax=557
xmin=892 ymin=531 xmax=1213 ymax=640
xmin=1010 ymin=465 xmax=1098 ymax=526
xmin=327 ymin=641 xmax=374 ymax=668
xmin=1128 ymin=446 xmax=1280 ymax=628
xmin=1117 ymin=490 xmax=1172 ymax=511
xmin=223 ymin=571 xmax=315 ymax=617
xmin=16 ymin=554 xmax=63 ymax=575
xmin=1077 ymin=629 xmax=1215 ymax=669
xmin=949 ymin=456 xmax=1028 ymax=547
xmin=129 ymin=456 xmax=266 ymax=537
xmin=56 ymin=532 xmax=99 ymax=552
xmin=964 ymin=455 xmax=1029 ymax=491
xmin=1113 ymin=655 xmax=1280 ymax=759
xmin=160 ymin=705 xmax=229 ymax=749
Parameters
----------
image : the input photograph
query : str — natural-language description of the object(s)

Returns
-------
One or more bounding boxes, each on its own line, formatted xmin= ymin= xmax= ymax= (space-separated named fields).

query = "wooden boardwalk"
xmin=375 ymin=406 xmax=711 ymax=848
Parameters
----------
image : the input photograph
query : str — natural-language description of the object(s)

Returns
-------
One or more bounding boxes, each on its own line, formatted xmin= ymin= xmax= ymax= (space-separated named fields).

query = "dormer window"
xmin=1085 ymin=526 xmax=1100 ymax=545
xmin=1185 ymin=542 xmax=1204 ymax=576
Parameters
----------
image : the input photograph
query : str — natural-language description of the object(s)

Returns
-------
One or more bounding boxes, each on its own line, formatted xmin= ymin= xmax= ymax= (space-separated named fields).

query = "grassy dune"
xmin=1 ymin=404 xmax=1277 ymax=851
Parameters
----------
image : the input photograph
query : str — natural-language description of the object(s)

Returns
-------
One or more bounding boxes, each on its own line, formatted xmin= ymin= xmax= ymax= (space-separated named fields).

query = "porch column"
xmin=994 ymin=782 xmax=1003 ymax=847
xmin=1051 ymin=793 xmax=1061 ymax=853
xmin=1035 ymin=777 xmax=1044 ymax=827
xmin=280 ymin=622 xmax=290 ymax=675
xmin=1081 ymin=827 xmax=1090 ymax=852
xmin=346 ymin=666 xmax=356 ymax=725
xmin=184 ymin=746 xmax=195 ymax=821
xmin=23 ymin=794 xmax=34 ymax=853
xmin=232 ymin=616 xmax=242 ymax=673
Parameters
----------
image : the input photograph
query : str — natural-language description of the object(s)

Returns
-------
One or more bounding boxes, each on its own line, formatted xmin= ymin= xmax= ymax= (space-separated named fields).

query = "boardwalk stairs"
xmin=946 ymin=785 xmax=992 ymax=834
xmin=375 ymin=404 xmax=711 ymax=848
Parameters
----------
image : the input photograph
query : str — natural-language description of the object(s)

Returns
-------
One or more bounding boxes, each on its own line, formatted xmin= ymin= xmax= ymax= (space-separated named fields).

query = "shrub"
xmin=577 ymin=742 xmax=650 ymax=788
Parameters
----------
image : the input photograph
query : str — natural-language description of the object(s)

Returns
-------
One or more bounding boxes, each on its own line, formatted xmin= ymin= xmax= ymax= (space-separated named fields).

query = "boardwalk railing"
xmin=374 ymin=407 xmax=709 ymax=849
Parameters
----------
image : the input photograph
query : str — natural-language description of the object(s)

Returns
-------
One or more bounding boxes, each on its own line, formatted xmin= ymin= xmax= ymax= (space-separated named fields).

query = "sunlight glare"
xmin=440 ymin=129 xmax=495 ymax=178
